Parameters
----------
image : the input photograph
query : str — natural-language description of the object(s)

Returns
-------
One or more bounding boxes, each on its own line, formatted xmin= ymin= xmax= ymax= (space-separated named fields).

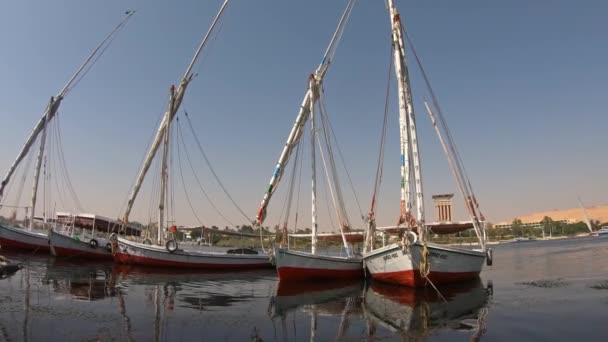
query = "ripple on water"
xmin=517 ymin=279 xmax=569 ymax=288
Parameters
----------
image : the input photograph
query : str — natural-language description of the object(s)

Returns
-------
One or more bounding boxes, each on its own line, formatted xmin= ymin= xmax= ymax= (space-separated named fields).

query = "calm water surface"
xmin=1 ymin=237 xmax=607 ymax=341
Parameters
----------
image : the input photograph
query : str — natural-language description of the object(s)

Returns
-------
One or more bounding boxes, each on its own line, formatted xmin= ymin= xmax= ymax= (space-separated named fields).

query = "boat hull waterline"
xmin=48 ymin=229 xmax=113 ymax=260
xmin=114 ymin=238 xmax=273 ymax=269
xmin=0 ymin=223 xmax=50 ymax=252
xmin=363 ymin=242 xmax=485 ymax=287
xmin=275 ymin=248 xmax=363 ymax=281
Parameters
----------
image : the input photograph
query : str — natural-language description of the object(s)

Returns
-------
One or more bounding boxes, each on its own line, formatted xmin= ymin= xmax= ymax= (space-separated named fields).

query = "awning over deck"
xmin=55 ymin=212 xmax=142 ymax=236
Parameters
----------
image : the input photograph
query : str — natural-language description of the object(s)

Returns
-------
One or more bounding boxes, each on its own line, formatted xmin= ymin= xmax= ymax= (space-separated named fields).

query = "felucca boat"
xmin=254 ymin=0 xmax=363 ymax=281
xmin=361 ymin=0 xmax=491 ymax=287
xmin=0 ymin=12 xmax=135 ymax=253
xmin=112 ymin=0 xmax=271 ymax=270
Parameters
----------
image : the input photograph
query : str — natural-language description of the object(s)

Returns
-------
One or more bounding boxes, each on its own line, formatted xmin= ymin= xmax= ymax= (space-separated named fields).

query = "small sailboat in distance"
xmin=112 ymin=0 xmax=271 ymax=270
xmin=577 ymin=197 xmax=608 ymax=236
xmin=0 ymin=11 xmax=135 ymax=253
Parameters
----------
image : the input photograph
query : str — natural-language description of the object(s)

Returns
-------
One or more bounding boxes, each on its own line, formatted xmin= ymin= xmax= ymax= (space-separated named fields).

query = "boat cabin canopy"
xmin=55 ymin=212 xmax=142 ymax=236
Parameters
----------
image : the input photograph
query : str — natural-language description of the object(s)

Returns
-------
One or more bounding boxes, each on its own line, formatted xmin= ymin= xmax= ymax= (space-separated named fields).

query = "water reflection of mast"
xmin=154 ymin=285 xmax=161 ymax=342
xmin=310 ymin=309 xmax=317 ymax=342
xmin=117 ymin=290 xmax=135 ymax=342
xmin=22 ymin=268 xmax=30 ymax=342
xmin=107 ymin=268 xmax=135 ymax=342
xmin=335 ymin=296 xmax=355 ymax=340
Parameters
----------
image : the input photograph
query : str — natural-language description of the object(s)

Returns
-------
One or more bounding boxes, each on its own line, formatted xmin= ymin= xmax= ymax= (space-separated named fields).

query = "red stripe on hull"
xmin=0 ymin=236 xmax=50 ymax=253
xmin=277 ymin=266 xmax=363 ymax=281
xmin=114 ymin=252 xmax=272 ymax=270
xmin=52 ymin=246 xmax=113 ymax=260
xmin=371 ymin=269 xmax=479 ymax=287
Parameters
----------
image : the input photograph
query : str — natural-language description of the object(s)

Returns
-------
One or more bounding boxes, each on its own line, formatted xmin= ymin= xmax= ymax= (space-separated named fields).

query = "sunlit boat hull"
xmin=0 ymin=222 xmax=49 ymax=252
xmin=49 ymin=229 xmax=113 ymax=260
xmin=363 ymin=242 xmax=485 ymax=287
xmin=114 ymin=237 xmax=273 ymax=269
xmin=275 ymin=248 xmax=363 ymax=281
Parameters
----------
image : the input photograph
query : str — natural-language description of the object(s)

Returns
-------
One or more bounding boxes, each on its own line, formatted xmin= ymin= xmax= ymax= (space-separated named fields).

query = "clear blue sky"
xmin=0 ymin=0 xmax=606 ymax=229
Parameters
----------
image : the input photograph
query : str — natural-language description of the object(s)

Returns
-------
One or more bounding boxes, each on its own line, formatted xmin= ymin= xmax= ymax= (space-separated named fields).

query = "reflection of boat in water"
xmin=271 ymin=279 xmax=363 ymax=318
xmin=364 ymin=279 xmax=491 ymax=338
xmin=112 ymin=264 xmax=276 ymax=311
xmin=43 ymin=258 xmax=117 ymax=301
xmin=270 ymin=279 xmax=364 ymax=341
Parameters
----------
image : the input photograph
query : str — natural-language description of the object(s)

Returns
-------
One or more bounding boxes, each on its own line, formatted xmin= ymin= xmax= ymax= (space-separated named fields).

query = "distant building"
xmin=432 ymin=194 xmax=454 ymax=222
xmin=494 ymin=204 xmax=608 ymax=229
xmin=494 ymin=219 xmax=570 ymax=230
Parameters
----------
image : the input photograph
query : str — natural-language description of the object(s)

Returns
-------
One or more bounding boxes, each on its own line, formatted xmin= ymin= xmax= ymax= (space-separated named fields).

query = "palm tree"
xmin=511 ymin=218 xmax=524 ymax=237
xmin=541 ymin=216 xmax=553 ymax=239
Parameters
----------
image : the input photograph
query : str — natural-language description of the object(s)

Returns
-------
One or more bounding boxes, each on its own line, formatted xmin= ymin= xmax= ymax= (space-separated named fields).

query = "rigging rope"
xmin=317 ymin=137 xmax=339 ymax=233
xmin=50 ymin=120 xmax=67 ymax=211
xmin=364 ymin=45 xmax=393 ymax=251
xmin=176 ymin=118 xmax=236 ymax=227
xmin=183 ymin=111 xmax=252 ymax=223
xmin=9 ymin=137 xmax=36 ymax=214
xmin=275 ymin=143 xmax=297 ymax=234
xmin=370 ymin=45 xmax=393 ymax=219
xmin=318 ymin=0 xmax=357 ymax=75
xmin=175 ymin=122 xmax=206 ymax=227
xmin=318 ymin=87 xmax=363 ymax=224
xmin=316 ymin=102 xmax=348 ymax=230
xmin=117 ymin=99 xmax=167 ymax=219
xmin=146 ymin=150 xmax=161 ymax=227
xmin=54 ymin=113 xmax=84 ymax=212
xmin=401 ymin=23 xmax=486 ymax=246
xmin=320 ymin=93 xmax=351 ymax=227
xmin=401 ymin=24 xmax=482 ymax=218
xmin=280 ymin=138 xmax=303 ymax=241
xmin=63 ymin=12 xmax=135 ymax=97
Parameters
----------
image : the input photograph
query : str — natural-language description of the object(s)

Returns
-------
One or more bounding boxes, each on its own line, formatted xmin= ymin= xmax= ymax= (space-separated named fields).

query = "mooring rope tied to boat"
xmin=407 ymin=242 xmax=447 ymax=303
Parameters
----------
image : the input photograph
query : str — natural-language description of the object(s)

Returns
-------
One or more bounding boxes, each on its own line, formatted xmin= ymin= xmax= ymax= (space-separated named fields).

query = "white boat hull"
xmin=363 ymin=242 xmax=485 ymax=287
xmin=49 ymin=229 xmax=113 ymax=260
xmin=275 ymin=248 xmax=363 ymax=281
xmin=114 ymin=237 xmax=273 ymax=269
xmin=0 ymin=223 xmax=49 ymax=252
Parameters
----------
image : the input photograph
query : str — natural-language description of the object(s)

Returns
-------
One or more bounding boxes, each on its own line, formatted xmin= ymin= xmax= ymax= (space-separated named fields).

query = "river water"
xmin=1 ymin=236 xmax=607 ymax=341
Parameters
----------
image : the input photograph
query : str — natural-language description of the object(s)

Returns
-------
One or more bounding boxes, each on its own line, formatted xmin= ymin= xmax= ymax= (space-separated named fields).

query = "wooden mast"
xmin=386 ymin=0 xmax=426 ymax=234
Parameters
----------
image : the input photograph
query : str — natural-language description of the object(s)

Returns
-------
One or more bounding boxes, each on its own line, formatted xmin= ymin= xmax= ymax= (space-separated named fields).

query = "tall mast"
xmin=309 ymin=81 xmax=319 ymax=254
xmin=28 ymin=98 xmax=52 ymax=230
xmin=0 ymin=11 xmax=135 ymax=202
xmin=157 ymin=89 xmax=174 ymax=245
xmin=386 ymin=0 xmax=426 ymax=229
xmin=255 ymin=0 xmax=356 ymax=226
xmin=122 ymin=0 xmax=229 ymax=225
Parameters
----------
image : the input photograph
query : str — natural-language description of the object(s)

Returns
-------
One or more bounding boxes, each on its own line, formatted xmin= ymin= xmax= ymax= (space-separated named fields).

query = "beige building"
xmin=432 ymin=194 xmax=454 ymax=222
